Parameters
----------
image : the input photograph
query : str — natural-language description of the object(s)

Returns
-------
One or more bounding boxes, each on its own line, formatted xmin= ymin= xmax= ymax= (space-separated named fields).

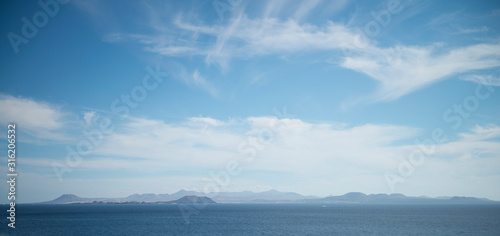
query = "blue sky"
xmin=1 ymin=0 xmax=500 ymax=203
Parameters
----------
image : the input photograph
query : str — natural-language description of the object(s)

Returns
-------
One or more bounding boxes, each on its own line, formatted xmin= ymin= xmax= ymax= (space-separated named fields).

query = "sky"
xmin=0 ymin=0 xmax=500 ymax=203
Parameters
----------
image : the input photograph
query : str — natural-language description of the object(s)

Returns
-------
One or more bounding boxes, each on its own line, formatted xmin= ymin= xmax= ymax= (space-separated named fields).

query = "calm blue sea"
xmin=1 ymin=204 xmax=500 ymax=235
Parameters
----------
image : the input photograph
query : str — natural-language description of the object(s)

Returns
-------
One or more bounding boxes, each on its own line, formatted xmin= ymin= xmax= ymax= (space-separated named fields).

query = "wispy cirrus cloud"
xmin=162 ymin=62 xmax=219 ymax=97
xmin=455 ymin=26 xmax=489 ymax=34
xmin=461 ymin=74 xmax=500 ymax=86
xmin=188 ymin=117 xmax=226 ymax=127
xmin=292 ymin=0 xmax=324 ymax=22
xmin=192 ymin=70 xmax=219 ymax=97
xmin=341 ymin=43 xmax=500 ymax=102
xmin=94 ymin=1 xmax=500 ymax=103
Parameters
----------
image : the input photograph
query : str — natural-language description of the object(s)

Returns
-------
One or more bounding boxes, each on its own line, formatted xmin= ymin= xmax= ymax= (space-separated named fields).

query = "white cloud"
xmin=162 ymin=62 xmax=219 ymax=97
xmin=461 ymin=74 xmax=500 ymax=86
xmin=292 ymin=0 xmax=323 ymax=22
xmin=78 ymin=117 xmax=420 ymax=189
xmin=181 ymin=16 xmax=361 ymax=65
xmin=19 ymin=114 xmax=500 ymax=198
xmin=430 ymin=125 xmax=500 ymax=161
xmin=93 ymin=117 xmax=242 ymax=166
xmin=68 ymin=116 xmax=420 ymax=172
xmin=85 ymin=1 xmax=500 ymax=103
xmin=459 ymin=125 xmax=500 ymax=141
xmin=188 ymin=117 xmax=226 ymax=127
xmin=117 ymin=8 xmax=500 ymax=102
xmin=145 ymin=45 xmax=200 ymax=55
xmin=192 ymin=70 xmax=219 ymax=97
xmin=110 ymin=9 xmax=361 ymax=65
xmin=341 ymin=43 xmax=500 ymax=101
xmin=456 ymin=26 xmax=488 ymax=34
xmin=0 ymin=95 xmax=68 ymax=141
xmin=261 ymin=0 xmax=287 ymax=19
xmin=83 ymin=111 xmax=97 ymax=126
xmin=426 ymin=10 xmax=464 ymax=27
xmin=0 ymin=95 xmax=63 ymax=130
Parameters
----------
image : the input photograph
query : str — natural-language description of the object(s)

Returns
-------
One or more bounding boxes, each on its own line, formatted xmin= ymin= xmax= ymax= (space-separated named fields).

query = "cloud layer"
xmin=18 ymin=112 xmax=500 ymax=198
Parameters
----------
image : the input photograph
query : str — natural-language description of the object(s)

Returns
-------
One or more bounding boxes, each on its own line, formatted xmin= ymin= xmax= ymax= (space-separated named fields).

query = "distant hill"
xmin=307 ymin=192 xmax=499 ymax=204
xmin=207 ymin=189 xmax=316 ymax=203
xmin=68 ymin=195 xmax=217 ymax=205
xmin=160 ymin=196 xmax=216 ymax=204
xmin=40 ymin=190 xmax=499 ymax=204
xmin=41 ymin=194 xmax=120 ymax=204
xmin=123 ymin=190 xmax=202 ymax=202
xmin=49 ymin=194 xmax=85 ymax=203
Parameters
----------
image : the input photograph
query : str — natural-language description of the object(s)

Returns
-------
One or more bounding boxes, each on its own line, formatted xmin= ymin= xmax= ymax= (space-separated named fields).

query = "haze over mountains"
xmin=70 ymin=195 xmax=217 ymax=205
xmin=41 ymin=190 xmax=499 ymax=204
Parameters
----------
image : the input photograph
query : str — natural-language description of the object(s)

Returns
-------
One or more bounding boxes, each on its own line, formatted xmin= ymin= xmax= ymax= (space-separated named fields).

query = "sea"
xmin=2 ymin=203 xmax=500 ymax=235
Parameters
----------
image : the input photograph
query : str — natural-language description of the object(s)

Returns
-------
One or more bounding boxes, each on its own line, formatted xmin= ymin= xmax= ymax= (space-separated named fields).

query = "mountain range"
xmin=40 ymin=190 xmax=499 ymax=204
xmin=70 ymin=195 xmax=216 ymax=205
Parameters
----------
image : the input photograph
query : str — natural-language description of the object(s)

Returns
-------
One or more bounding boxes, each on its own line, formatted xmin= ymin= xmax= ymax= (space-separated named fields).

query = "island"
xmin=38 ymin=190 xmax=500 ymax=205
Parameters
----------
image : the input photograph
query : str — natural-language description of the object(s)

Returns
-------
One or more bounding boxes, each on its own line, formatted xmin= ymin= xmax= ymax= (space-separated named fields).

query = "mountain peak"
xmin=172 ymin=195 xmax=216 ymax=204
xmin=263 ymin=189 xmax=280 ymax=193
xmin=55 ymin=194 xmax=81 ymax=200
xmin=46 ymin=194 xmax=86 ymax=203
xmin=173 ymin=189 xmax=199 ymax=195
xmin=343 ymin=192 xmax=367 ymax=197
xmin=389 ymin=193 xmax=406 ymax=198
